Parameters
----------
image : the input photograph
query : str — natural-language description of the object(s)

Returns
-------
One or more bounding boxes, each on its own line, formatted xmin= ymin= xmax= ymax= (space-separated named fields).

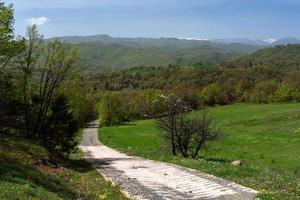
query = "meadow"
xmin=99 ymin=103 xmax=300 ymax=199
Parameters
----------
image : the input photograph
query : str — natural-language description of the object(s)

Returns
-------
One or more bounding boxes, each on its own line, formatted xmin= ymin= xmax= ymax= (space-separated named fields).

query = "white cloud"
xmin=178 ymin=37 xmax=208 ymax=41
xmin=26 ymin=16 xmax=50 ymax=26
xmin=263 ymin=39 xmax=277 ymax=44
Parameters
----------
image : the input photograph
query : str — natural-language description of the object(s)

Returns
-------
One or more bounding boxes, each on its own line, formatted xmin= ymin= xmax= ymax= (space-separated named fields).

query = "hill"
xmin=223 ymin=44 xmax=300 ymax=69
xmin=49 ymin=35 xmax=300 ymax=70
xmin=50 ymin=35 xmax=261 ymax=70
xmin=79 ymin=43 xmax=256 ymax=70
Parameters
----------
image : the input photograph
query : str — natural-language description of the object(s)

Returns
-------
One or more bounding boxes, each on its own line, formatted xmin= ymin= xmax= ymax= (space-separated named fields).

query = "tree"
xmin=156 ymin=95 xmax=189 ymax=155
xmin=188 ymin=111 xmax=219 ymax=158
xmin=157 ymin=96 xmax=219 ymax=158
xmin=0 ymin=2 xmax=24 ymax=69
xmin=0 ymin=1 xmax=25 ymax=133
xmin=17 ymin=25 xmax=80 ymax=155
xmin=199 ymin=83 xmax=224 ymax=106
xmin=99 ymin=91 xmax=124 ymax=126
xmin=274 ymin=85 xmax=300 ymax=102
xmin=46 ymin=95 xmax=79 ymax=156
xmin=135 ymin=89 xmax=166 ymax=118
xmin=250 ymin=80 xmax=278 ymax=103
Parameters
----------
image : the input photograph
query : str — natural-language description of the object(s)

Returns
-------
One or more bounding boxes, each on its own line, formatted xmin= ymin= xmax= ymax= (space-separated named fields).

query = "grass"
xmin=99 ymin=103 xmax=300 ymax=200
xmin=0 ymin=132 xmax=129 ymax=200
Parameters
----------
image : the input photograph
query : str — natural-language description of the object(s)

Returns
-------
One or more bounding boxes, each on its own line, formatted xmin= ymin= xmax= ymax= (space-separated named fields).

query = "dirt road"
xmin=80 ymin=121 xmax=257 ymax=200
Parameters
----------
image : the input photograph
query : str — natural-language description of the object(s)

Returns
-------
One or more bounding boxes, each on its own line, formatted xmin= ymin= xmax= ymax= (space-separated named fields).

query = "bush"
xmin=274 ymin=85 xmax=300 ymax=102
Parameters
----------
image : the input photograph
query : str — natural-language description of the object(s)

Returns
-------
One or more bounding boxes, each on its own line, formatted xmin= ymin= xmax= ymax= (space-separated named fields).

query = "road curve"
xmin=80 ymin=120 xmax=258 ymax=200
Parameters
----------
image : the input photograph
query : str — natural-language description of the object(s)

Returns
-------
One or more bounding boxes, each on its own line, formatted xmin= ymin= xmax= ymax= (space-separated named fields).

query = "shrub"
xmin=274 ymin=85 xmax=300 ymax=102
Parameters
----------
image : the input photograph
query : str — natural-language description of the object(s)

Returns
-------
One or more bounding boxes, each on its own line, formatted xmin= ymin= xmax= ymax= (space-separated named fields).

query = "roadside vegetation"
xmin=0 ymin=132 xmax=129 ymax=200
xmin=1 ymin=2 xmax=97 ymax=156
xmin=99 ymin=103 xmax=300 ymax=199
xmin=0 ymin=2 xmax=115 ymax=199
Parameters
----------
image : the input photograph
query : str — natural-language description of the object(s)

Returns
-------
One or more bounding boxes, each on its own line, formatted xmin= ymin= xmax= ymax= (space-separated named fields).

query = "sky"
xmin=3 ymin=0 xmax=300 ymax=39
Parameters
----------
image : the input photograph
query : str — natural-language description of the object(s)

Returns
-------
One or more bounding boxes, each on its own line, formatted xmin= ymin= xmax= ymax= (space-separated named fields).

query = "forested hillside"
xmin=79 ymin=43 xmax=253 ymax=70
xmin=51 ymin=35 xmax=261 ymax=70
xmin=223 ymin=44 xmax=300 ymax=69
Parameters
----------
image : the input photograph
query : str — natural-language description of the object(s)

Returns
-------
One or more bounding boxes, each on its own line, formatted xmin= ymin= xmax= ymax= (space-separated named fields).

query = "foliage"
xmin=60 ymin=78 xmax=99 ymax=125
xmin=274 ymin=84 xmax=300 ymax=102
xmin=45 ymin=95 xmax=79 ymax=156
xmin=198 ymin=83 xmax=225 ymax=105
xmin=0 ymin=1 xmax=25 ymax=133
xmin=98 ymin=91 xmax=124 ymax=126
xmin=0 ymin=6 xmax=91 ymax=156
xmin=134 ymin=89 xmax=166 ymax=118
xmin=0 ymin=1 xmax=24 ymax=70
xmin=223 ymin=44 xmax=300 ymax=70
xmin=15 ymin=25 xmax=81 ymax=155
xmin=250 ymin=80 xmax=278 ymax=103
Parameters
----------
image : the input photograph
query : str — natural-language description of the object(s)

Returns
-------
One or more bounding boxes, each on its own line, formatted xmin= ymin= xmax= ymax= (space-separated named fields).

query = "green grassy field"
xmin=0 ymin=133 xmax=128 ymax=200
xmin=99 ymin=103 xmax=300 ymax=200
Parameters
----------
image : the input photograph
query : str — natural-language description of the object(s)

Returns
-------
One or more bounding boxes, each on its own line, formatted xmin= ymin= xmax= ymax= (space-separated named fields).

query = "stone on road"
xmin=80 ymin=121 xmax=257 ymax=200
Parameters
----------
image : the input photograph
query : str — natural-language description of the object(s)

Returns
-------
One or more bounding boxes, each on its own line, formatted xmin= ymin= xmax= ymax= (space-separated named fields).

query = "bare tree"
xmin=189 ymin=110 xmax=219 ymax=158
xmin=156 ymin=94 xmax=191 ymax=156
xmin=157 ymin=95 xmax=219 ymax=158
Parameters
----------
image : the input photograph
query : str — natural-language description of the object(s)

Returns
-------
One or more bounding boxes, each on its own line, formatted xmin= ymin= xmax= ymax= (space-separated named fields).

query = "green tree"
xmin=199 ymin=83 xmax=224 ymax=106
xmin=17 ymin=25 xmax=80 ymax=155
xmin=250 ymin=80 xmax=278 ymax=103
xmin=46 ymin=95 xmax=79 ymax=156
xmin=274 ymin=85 xmax=300 ymax=102
xmin=0 ymin=2 xmax=24 ymax=69
xmin=0 ymin=1 xmax=25 ymax=133
xmin=99 ymin=91 xmax=124 ymax=126
xmin=135 ymin=89 xmax=165 ymax=118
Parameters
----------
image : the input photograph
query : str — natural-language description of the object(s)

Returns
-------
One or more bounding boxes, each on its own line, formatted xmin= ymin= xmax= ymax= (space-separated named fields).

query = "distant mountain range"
xmin=48 ymin=35 xmax=300 ymax=70
xmin=50 ymin=34 xmax=300 ymax=46
xmin=211 ymin=37 xmax=300 ymax=46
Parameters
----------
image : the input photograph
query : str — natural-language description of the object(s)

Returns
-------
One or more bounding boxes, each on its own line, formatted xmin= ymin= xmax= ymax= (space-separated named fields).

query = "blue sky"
xmin=4 ymin=0 xmax=300 ymax=39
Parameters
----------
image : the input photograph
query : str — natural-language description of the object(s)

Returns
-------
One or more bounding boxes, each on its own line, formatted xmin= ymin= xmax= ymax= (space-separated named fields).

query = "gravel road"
xmin=80 ymin=120 xmax=258 ymax=200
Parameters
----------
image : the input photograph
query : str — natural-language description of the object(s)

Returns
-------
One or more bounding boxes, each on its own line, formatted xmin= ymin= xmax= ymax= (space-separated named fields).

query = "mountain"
xmin=50 ymin=35 xmax=261 ymax=70
xmin=222 ymin=44 xmax=300 ymax=70
xmin=211 ymin=37 xmax=300 ymax=46
xmin=211 ymin=38 xmax=267 ymax=45
xmin=274 ymin=37 xmax=300 ymax=45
